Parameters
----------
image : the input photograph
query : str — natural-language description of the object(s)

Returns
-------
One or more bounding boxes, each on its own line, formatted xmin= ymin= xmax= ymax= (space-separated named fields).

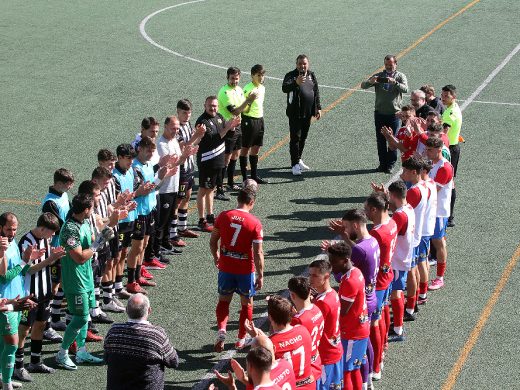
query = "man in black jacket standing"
xmin=282 ymin=54 xmax=321 ymax=176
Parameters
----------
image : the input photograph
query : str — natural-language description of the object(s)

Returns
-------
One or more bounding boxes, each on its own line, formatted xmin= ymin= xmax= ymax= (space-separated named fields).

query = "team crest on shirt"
xmin=217 ymin=118 xmax=222 ymax=124
xmin=67 ymin=237 xmax=76 ymax=246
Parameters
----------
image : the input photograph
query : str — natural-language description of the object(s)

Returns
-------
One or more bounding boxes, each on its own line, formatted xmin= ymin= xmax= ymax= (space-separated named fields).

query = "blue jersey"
xmin=132 ymin=159 xmax=157 ymax=216
xmin=113 ymin=166 xmax=137 ymax=223
xmin=0 ymin=240 xmax=27 ymax=299
xmin=42 ymin=190 xmax=70 ymax=246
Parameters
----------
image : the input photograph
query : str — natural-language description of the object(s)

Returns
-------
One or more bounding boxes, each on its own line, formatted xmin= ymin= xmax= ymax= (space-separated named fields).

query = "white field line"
xmin=385 ymin=42 xmax=520 ymax=187
xmin=139 ymin=4 xmax=519 ymax=107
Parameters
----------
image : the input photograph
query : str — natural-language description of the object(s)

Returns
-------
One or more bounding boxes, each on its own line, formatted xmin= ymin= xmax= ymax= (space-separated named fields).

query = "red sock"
xmin=344 ymin=371 xmax=353 ymax=390
xmin=378 ymin=314 xmax=387 ymax=354
xmin=406 ymin=295 xmax=416 ymax=311
xmin=383 ymin=305 xmax=390 ymax=346
xmin=419 ymin=282 xmax=428 ymax=296
xmin=391 ymin=298 xmax=404 ymax=327
xmin=238 ymin=304 xmax=253 ymax=339
xmin=216 ymin=300 xmax=230 ymax=331
xmin=370 ymin=325 xmax=382 ymax=373
xmin=437 ymin=262 xmax=446 ymax=278
xmin=351 ymin=369 xmax=363 ymax=390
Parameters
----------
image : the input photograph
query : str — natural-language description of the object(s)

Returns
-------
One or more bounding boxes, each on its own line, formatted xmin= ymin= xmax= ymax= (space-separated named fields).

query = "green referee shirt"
xmin=442 ymin=101 xmax=462 ymax=145
xmin=243 ymin=82 xmax=265 ymax=118
xmin=218 ymin=84 xmax=245 ymax=121
xmin=59 ymin=217 xmax=94 ymax=294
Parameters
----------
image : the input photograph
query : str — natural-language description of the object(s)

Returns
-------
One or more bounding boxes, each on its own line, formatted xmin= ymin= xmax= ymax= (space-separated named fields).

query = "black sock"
xmin=135 ymin=265 xmax=142 ymax=281
xmin=15 ymin=347 xmax=24 ymax=369
xmin=220 ymin=167 xmax=227 ymax=187
xmin=127 ymin=267 xmax=136 ymax=284
xmin=239 ymin=156 xmax=248 ymax=181
xmin=227 ymin=159 xmax=237 ymax=185
xmin=30 ymin=340 xmax=43 ymax=365
xmin=207 ymin=214 xmax=215 ymax=224
xmin=249 ymin=155 xmax=259 ymax=178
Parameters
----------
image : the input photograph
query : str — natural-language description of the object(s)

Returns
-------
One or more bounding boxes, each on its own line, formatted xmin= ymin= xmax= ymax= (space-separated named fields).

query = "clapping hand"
xmin=49 ymin=246 xmax=66 ymax=262
xmin=23 ymin=244 xmax=46 ymax=263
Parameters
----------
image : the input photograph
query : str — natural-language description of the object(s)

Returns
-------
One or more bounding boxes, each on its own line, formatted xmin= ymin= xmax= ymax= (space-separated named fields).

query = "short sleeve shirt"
xmin=339 ymin=267 xmax=370 ymax=340
xmin=218 ymin=84 xmax=245 ymax=121
xmin=243 ymin=82 xmax=265 ymax=118
xmin=60 ymin=217 xmax=94 ymax=294
xmin=442 ymin=102 xmax=462 ymax=145
xmin=195 ymin=112 xmax=227 ymax=169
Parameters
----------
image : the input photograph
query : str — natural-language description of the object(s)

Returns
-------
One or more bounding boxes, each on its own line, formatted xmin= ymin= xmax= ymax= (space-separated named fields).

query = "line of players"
xmin=211 ymin=137 xmax=453 ymax=390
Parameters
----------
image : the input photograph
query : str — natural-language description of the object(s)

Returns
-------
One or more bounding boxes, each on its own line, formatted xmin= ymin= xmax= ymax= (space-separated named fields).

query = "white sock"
xmin=406 ymin=308 xmax=414 ymax=315
xmin=393 ymin=326 xmax=403 ymax=335
xmin=78 ymin=346 xmax=87 ymax=354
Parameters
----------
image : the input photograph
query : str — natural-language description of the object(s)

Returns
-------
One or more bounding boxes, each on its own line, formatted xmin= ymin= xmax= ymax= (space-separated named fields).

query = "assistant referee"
xmin=239 ymin=64 xmax=268 ymax=184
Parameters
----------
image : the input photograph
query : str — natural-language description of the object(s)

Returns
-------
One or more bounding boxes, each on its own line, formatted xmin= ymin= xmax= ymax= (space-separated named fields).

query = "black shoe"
xmin=88 ymin=322 xmax=99 ymax=333
xmin=388 ymin=328 xmax=406 ymax=342
xmin=414 ymin=303 xmax=420 ymax=314
xmin=383 ymin=166 xmax=393 ymax=174
xmin=215 ymin=189 xmax=230 ymax=201
xmin=403 ymin=311 xmax=416 ymax=322
xmin=252 ymin=176 xmax=269 ymax=184
xmin=376 ymin=165 xmax=385 ymax=172
xmin=91 ymin=312 xmax=114 ymax=324
xmin=447 ymin=217 xmax=455 ymax=227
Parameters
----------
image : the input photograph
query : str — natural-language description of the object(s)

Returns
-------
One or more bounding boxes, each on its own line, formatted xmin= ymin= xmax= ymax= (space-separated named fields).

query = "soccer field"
xmin=1 ymin=0 xmax=520 ymax=389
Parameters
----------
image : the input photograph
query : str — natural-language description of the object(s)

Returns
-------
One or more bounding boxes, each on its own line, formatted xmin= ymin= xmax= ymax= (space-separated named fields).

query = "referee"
xmin=239 ymin=64 xmax=268 ymax=184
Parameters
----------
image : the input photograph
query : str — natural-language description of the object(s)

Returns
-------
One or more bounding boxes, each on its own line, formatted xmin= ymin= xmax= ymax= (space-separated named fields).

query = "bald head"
xmin=126 ymin=293 xmax=150 ymax=320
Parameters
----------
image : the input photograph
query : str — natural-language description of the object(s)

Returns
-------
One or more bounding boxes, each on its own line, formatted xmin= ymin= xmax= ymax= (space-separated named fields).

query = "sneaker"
xmin=178 ymin=229 xmax=200 ymax=238
xmin=198 ymin=220 xmax=214 ymax=233
xmin=158 ymin=255 xmax=171 ymax=264
xmin=428 ymin=258 xmax=437 ymax=266
xmin=75 ymin=350 xmax=104 ymax=364
xmin=292 ymin=164 xmax=302 ymax=176
xmin=126 ymin=282 xmax=147 ymax=294
xmin=50 ymin=320 xmax=67 ymax=331
xmin=403 ymin=311 xmax=416 ymax=322
xmin=371 ymin=371 xmax=382 ymax=381
xmin=56 ymin=351 xmax=77 ymax=370
xmin=215 ymin=189 xmax=230 ymax=201
xmin=387 ymin=328 xmax=406 ymax=342
xmin=102 ymin=300 xmax=125 ymax=313
xmin=0 ymin=377 xmax=22 ymax=389
xmin=235 ymin=337 xmax=254 ymax=350
xmin=91 ymin=312 xmax=114 ymax=324
xmin=13 ymin=367 xmax=33 ymax=382
xmin=428 ymin=278 xmax=444 ymax=291
xmin=86 ymin=329 xmax=103 ymax=342
xmin=230 ymin=183 xmax=242 ymax=191
xmin=170 ymin=238 xmax=186 ymax=247
xmin=88 ymin=321 xmax=99 ymax=334
xmin=138 ymin=277 xmax=157 ymax=287
xmin=417 ymin=296 xmax=428 ymax=305
xmin=112 ymin=296 xmax=125 ymax=309
xmin=143 ymin=258 xmax=167 ymax=270
xmin=447 ymin=217 xmax=455 ymax=227
xmin=141 ymin=266 xmax=154 ymax=279
xmin=43 ymin=327 xmax=63 ymax=342
xmin=117 ymin=288 xmax=132 ymax=299
xmin=414 ymin=303 xmax=420 ymax=314
xmin=252 ymin=176 xmax=269 ymax=184
xmin=214 ymin=330 xmax=226 ymax=353
xmin=298 ymin=159 xmax=310 ymax=171
xmin=27 ymin=363 xmax=55 ymax=374
xmin=69 ymin=341 xmax=77 ymax=355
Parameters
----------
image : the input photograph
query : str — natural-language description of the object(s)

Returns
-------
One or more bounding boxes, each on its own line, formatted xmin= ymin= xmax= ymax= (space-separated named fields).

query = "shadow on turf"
xmin=256 ymin=167 xmax=377 ymax=183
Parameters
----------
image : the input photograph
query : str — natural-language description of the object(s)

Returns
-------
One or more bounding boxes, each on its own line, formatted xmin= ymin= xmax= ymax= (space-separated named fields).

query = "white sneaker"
xmin=292 ymin=164 xmax=302 ymax=176
xmin=112 ymin=297 xmax=125 ymax=309
xmin=101 ymin=300 xmax=125 ymax=313
xmin=298 ymin=159 xmax=310 ymax=171
xmin=43 ymin=327 xmax=63 ymax=342
xmin=214 ymin=329 xmax=226 ymax=353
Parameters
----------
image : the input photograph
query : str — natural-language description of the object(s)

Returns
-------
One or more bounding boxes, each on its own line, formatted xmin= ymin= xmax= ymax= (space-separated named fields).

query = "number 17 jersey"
xmin=214 ymin=208 xmax=263 ymax=275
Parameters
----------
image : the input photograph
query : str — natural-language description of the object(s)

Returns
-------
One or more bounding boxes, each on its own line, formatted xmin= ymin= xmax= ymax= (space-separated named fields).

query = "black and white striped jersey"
xmin=18 ymin=231 xmax=52 ymax=301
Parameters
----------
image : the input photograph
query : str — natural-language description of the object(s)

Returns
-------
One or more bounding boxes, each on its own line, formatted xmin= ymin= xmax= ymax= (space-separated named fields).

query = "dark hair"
xmin=366 ymin=192 xmax=390 ymax=212
xmin=138 ymin=135 xmax=156 ymax=150
xmin=36 ymin=212 xmax=60 ymax=231
xmin=425 ymin=137 xmax=443 ymax=149
xmin=237 ymin=189 xmax=256 ymax=205
xmin=78 ymin=180 xmax=100 ymax=196
xmin=246 ymin=346 xmax=272 ymax=374
xmin=342 ymin=208 xmax=368 ymax=224
xmin=296 ymin=54 xmax=308 ymax=63
xmin=116 ymin=143 xmax=136 ymax=158
xmin=267 ymin=295 xmax=293 ymax=325
xmin=442 ymin=84 xmax=457 ymax=97
xmin=53 ymin=168 xmax=74 ymax=184
xmin=427 ymin=111 xmax=440 ymax=118
xmin=141 ymin=117 xmax=159 ymax=130
xmin=97 ymin=149 xmax=116 ymax=162
xmin=401 ymin=104 xmax=415 ymax=113
xmin=428 ymin=123 xmax=443 ymax=133
xmin=176 ymin=99 xmax=192 ymax=111
xmin=327 ymin=241 xmax=352 ymax=258
xmin=288 ymin=276 xmax=311 ymax=300
xmin=0 ymin=212 xmax=17 ymax=227
xmin=388 ymin=180 xmax=407 ymax=199
xmin=251 ymin=64 xmax=265 ymax=75
xmin=421 ymin=158 xmax=433 ymax=173
xmin=71 ymin=194 xmax=93 ymax=214
xmin=384 ymin=54 xmax=397 ymax=62
xmin=92 ymin=166 xmax=112 ymax=180
xmin=164 ymin=115 xmax=179 ymax=125
xmin=309 ymin=258 xmax=332 ymax=274
xmin=227 ymin=67 xmax=241 ymax=78
xmin=205 ymin=95 xmax=218 ymax=103
xmin=420 ymin=84 xmax=435 ymax=95
xmin=402 ymin=156 xmax=424 ymax=173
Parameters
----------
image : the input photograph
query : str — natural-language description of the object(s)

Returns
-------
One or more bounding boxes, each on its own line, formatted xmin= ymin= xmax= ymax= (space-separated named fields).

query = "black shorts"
xmin=178 ymin=172 xmax=195 ymax=200
xmin=50 ymin=262 xmax=61 ymax=284
xmin=118 ymin=221 xmax=135 ymax=249
xmin=96 ymin=246 xmax=111 ymax=274
xmin=20 ymin=298 xmax=51 ymax=326
xmin=199 ymin=166 xmax=221 ymax=189
xmin=241 ymin=116 xmax=264 ymax=147
xmin=225 ymin=130 xmax=242 ymax=153
xmin=131 ymin=213 xmax=155 ymax=241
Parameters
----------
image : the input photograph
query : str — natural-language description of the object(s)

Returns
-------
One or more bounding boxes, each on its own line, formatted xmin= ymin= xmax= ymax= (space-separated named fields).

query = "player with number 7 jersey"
xmin=210 ymin=180 xmax=264 ymax=352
